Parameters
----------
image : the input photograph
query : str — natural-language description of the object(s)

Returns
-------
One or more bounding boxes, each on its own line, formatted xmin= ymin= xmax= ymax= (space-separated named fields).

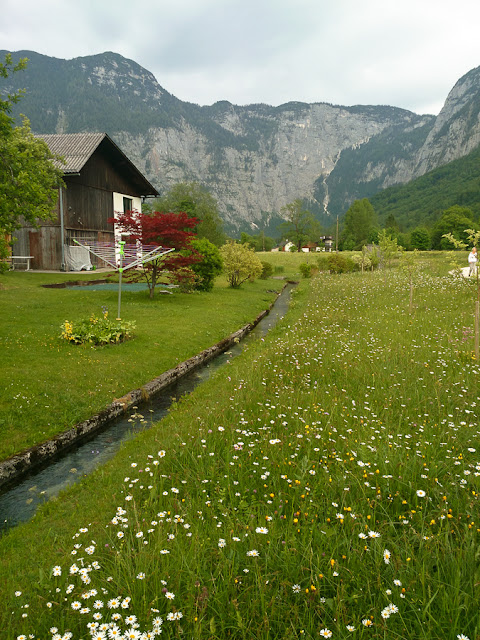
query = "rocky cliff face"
xmin=3 ymin=50 xmax=480 ymax=232
xmin=415 ymin=66 xmax=480 ymax=173
xmin=115 ymin=101 xmax=430 ymax=231
xmin=324 ymin=66 xmax=480 ymax=215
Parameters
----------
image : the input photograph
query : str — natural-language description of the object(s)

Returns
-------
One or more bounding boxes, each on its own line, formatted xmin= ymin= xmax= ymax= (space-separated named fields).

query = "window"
xmin=123 ymin=197 xmax=133 ymax=213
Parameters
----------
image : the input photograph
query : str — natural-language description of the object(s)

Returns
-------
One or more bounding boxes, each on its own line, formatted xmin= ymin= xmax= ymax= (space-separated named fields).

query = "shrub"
xmin=327 ymin=253 xmax=356 ymax=274
xmin=299 ymin=262 xmax=318 ymax=278
xmin=60 ymin=310 xmax=136 ymax=345
xmin=169 ymin=266 xmax=201 ymax=293
xmin=190 ymin=237 xmax=223 ymax=291
xmin=220 ymin=242 xmax=263 ymax=288
xmin=260 ymin=261 xmax=274 ymax=279
xmin=317 ymin=255 xmax=331 ymax=272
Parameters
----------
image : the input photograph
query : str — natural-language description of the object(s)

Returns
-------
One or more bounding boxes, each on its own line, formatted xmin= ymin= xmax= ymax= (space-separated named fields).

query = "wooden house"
xmin=12 ymin=133 xmax=158 ymax=270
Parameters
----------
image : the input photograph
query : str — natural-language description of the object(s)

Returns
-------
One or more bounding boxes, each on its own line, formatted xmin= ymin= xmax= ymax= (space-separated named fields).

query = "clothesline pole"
xmin=117 ymin=241 xmax=125 ymax=320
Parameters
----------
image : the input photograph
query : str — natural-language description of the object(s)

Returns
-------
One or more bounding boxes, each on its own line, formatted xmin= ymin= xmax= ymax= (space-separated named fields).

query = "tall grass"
xmin=2 ymin=259 xmax=480 ymax=639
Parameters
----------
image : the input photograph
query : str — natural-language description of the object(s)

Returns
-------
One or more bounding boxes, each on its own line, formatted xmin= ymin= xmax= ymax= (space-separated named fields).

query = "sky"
xmin=2 ymin=0 xmax=480 ymax=115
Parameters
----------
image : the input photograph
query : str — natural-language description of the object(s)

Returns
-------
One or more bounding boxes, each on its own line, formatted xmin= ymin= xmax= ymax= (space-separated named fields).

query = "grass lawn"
xmin=1 ymin=252 xmax=480 ymax=639
xmin=0 ymin=267 xmax=292 ymax=461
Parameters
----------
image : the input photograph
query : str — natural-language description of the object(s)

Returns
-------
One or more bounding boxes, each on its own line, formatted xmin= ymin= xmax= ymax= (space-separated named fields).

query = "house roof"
xmin=35 ymin=132 xmax=159 ymax=196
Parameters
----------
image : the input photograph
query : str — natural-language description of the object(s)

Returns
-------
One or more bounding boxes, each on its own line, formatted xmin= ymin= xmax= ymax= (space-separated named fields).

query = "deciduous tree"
xmin=220 ymin=242 xmax=263 ymax=288
xmin=110 ymin=210 xmax=199 ymax=298
xmin=0 ymin=54 xmax=64 ymax=270
xmin=147 ymin=182 xmax=225 ymax=246
xmin=431 ymin=206 xmax=477 ymax=250
xmin=279 ymin=199 xmax=319 ymax=252
xmin=341 ymin=199 xmax=377 ymax=250
xmin=190 ymin=237 xmax=223 ymax=291
xmin=410 ymin=227 xmax=431 ymax=250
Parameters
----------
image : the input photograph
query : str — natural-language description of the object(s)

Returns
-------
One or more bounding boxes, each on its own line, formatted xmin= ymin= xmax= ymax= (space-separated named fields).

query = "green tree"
xmin=279 ymin=199 xmax=319 ymax=252
xmin=341 ymin=199 xmax=377 ymax=250
xmin=220 ymin=241 xmax=263 ymax=288
xmin=410 ymin=227 xmax=431 ymax=250
xmin=0 ymin=54 xmax=64 ymax=269
xmin=149 ymin=182 xmax=225 ymax=246
xmin=378 ymin=229 xmax=400 ymax=279
xmin=431 ymin=206 xmax=477 ymax=250
xmin=190 ymin=237 xmax=223 ymax=291
xmin=351 ymin=245 xmax=372 ymax=273
xmin=240 ymin=230 xmax=274 ymax=252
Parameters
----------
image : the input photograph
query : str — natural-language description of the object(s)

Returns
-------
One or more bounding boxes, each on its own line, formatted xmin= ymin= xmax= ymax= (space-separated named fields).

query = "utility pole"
xmin=336 ymin=215 xmax=339 ymax=252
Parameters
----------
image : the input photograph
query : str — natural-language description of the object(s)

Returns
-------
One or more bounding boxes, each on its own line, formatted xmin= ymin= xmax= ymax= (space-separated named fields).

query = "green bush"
xmin=299 ymin=262 xmax=318 ymax=278
xmin=327 ymin=253 xmax=356 ymax=274
xmin=190 ymin=237 xmax=223 ymax=291
xmin=316 ymin=255 xmax=330 ymax=271
xmin=260 ymin=261 xmax=274 ymax=279
xmin=60 ymin=311 xmax=136 ymax=345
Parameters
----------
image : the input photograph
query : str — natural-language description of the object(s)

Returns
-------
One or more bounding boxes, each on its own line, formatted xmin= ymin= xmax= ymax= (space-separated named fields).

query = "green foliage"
xmin=279 ymin=199 xmax=320 ymax=251
xmin=190 ymin=237 xmax=223 ymax=291
xmin=327 ymin=252 xmax=356 ymax=274
xmin=410 ymin=226 xmax=431 ymax=250
xmin=378 ymin=229 xmax=400 ymax=270
xmin=220 ymin=241 xmax=263 ymax=288
xmin=259 ymin=260 xmax=273 ymax=279
xmin=370 ymin=145 xmax=480 ymax=231
xmin=239 ymin=231 xmax=275 ymax=252
xmin=341 ymin=198 xmax=377 ymax=250
xmin=316 ymin=254 xmax=331 ymax=271
xmin=431 ymin=206 xmax=477 ymax=250
xmin=147 ymin=182 xmax=226 ymax=246
xmin=60 ymin=311 xmax=136 ymax=345
xmin=0 ymin=236 xmax=10 ymax=273
xmin=350 ymin=246 xmax=372 ymax=272
xmin=0 ymin=55 xmax=65 ymax=237
xmin=368 ymin=245 xmax=380 ymax=270
xmin=299 ymin=262 xmax=312 ymax=278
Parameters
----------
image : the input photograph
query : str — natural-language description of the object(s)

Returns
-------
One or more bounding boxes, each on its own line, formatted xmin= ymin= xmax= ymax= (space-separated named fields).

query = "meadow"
xmin=2 ymin=251 xmax=480 ymax=640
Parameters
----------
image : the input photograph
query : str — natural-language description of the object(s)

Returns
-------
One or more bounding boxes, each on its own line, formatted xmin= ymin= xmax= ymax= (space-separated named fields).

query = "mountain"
xmin=2 ymin=50 xmax=480 ymax=234
xmin=321 ymin=66 xmax=480 ymax=218
xmin=369 ymin=144 xmax=480 ymax=230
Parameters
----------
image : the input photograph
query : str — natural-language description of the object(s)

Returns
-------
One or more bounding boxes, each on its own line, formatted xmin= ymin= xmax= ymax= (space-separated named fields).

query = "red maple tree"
xmin=109 ymin=210 xmax=200 ymax=297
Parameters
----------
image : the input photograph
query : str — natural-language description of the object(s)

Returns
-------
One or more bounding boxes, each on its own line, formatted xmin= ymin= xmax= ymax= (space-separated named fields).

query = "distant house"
xmin=12 ymin=133 xmax=158 ymax=270
xmin=301 ymin=241 xmax=318 ymax=252
xmin=277 ymin=240 xmax=295 ymax=252
xmin=320 ymin=236 xmax=334 ymax=252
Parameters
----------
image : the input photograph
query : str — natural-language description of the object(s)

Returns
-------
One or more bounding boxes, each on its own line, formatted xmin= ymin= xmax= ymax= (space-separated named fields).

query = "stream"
xmin=0 ymin=284 xmax=292 ymax=533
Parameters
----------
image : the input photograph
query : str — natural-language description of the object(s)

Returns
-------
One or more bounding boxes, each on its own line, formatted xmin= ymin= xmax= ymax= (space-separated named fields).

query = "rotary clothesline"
xmin=73 ymin=239 xmax=174 ymax=318
xmin=72 ymin=239 xmax=173 ymax=271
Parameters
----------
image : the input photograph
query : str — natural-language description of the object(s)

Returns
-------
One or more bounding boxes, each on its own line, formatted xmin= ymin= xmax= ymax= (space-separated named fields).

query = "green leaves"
xmin=60 ymin=313 xmax=136 ymax=346
xmin=0 ymin=56 xmax=65 ymax=239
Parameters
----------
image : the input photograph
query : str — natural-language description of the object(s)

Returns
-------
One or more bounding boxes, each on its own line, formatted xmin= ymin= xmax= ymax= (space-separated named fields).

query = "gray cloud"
xmin=1 ymin=0 xmax=479 ymax=114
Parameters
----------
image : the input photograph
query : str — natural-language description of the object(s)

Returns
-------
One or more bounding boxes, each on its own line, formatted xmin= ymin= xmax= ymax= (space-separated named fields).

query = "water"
xmin=0 ymin=285 xmax=292 ymax=532
xmin=68 ymin=282 xmax=174 ymax=292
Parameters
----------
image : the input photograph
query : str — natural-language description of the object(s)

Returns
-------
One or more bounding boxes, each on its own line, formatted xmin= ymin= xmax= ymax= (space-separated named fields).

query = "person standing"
xmin=468 ymin=246 xmax=477 ymax=276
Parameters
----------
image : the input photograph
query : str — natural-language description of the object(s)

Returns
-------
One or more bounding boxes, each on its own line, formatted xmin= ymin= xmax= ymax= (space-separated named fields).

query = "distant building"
xmin=13 ymin=133 xmax=158 ymax=270
xmin=321 ymin=236 xmax=334 ymax=252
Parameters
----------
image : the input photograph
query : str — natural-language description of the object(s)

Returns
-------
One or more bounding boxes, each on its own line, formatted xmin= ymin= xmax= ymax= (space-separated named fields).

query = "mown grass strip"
xmin=0 ymin=269 xmax=285 ymax=460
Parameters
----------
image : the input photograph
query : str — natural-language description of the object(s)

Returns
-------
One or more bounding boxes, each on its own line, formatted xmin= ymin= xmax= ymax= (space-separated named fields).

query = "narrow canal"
xmin=0 ymin=284 xmax=293 ymax=533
